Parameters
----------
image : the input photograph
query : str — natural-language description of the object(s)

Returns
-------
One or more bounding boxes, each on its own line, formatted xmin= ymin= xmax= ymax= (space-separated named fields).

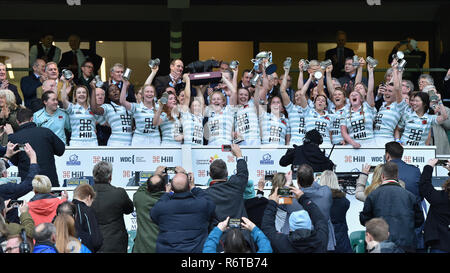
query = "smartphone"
xmin=228 ymin=218 xmax=241 ymax=229
xmin=277 ymin=187 xmax=291 ymax=196
xmin=264 ymin=174 xmax=274 ymax=181
xmin=51 ymin=190 xmax=63 ymax=197
xmin=436 ymin=159 xmax=449 ymax=166
xmin=165 ymin=167 xmax=176 ymax=174
xmin=7 ymin=200 xmax=23 ymax=208
xmin=221 ymin=145 xmax=232 ymax=152
xmin=429 ymin=90 xmax=439 ymax=102
xmin=13 ymin=143 xmax=25 ymax=152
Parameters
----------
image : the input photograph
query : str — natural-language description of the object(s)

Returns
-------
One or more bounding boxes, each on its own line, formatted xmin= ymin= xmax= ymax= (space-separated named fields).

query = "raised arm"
xmin=436 ymin=100 xmax=448 ymax=124
xmin=222 ymin=74 xmax=237 ymax=106
xmin=152 ymin=101 xmax=164 ymax=126
xmin=231 ymin=64 xmax=238 ymax=93
xmin=144 ymin=64 xmax=159 ymax=85
xmin=298 ymin=74 xmax=312 ymax=109
xmin=366 ymin=59 xmax=375 ymax=107
xmin=391 ymin=59 xmax=403 ymax=104
xmin=280 ymin=65 xmax=291 ymax=106
xmin=325 ymin=65 xmax=335 ymax=99
xmin=182 ymin=73 xmax=191 ymax=108
xmin=119 ymin=80 xmax=132 ymax=111
xmin=60 ymin=75 xmax=72 ymax=110
xmin=355 ymin=57 xmax=365 ymax=85
xmin=90 ymin=87 xmax=105 ymax=115
xmin=297 ymin=60 xmax=305 ymax=90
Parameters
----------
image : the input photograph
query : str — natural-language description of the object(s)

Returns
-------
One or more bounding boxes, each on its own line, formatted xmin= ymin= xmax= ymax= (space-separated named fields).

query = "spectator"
xmin=205 ymin=144 xmax=248 ymax=227
xmin=54 ymin=214 xmax=91 ymax=253
xmin=355 ymin=164 xmax=384 ymax=202
xmin=243 ymin=178 xmax=268 ymax=229
xmin=20 ymin=58 xmax=45 ymax=109
xmin=91 ymin=161 xmax=134 ymax=253
xmin=295 ymin=164 xmax=336 ymax=252
xmin=279 ymin=129 xmax=334 ymax=172
xmin=0 ymin=89 xmax=22 ymax=143
xmin=4 ymin=234 xmax=26 ymax=253
xmin=365 ymin=218 xmax=404 ymax=253
xmin=72 ymin=184 xmax=103 ymax=253
xmin=58 ymin=34 xmax=87 ymax=79
xmin=104 ymin=63 xmax=136 ymax=103
xmin=0 ymin=63 xmax=22 ymax=106
xmin=319 ymin=170 xmax=352 ymax=253
xmin=418 ymin=159 xmax=450 ymax=253
xmin=359 ymin=161 xmax=424 ymax=252
xmin=33 ymin=90 xmax=71 ymax=144
xmin=429 ymin=91 xmax=450 ymax=155
xmin=32 ymin=222 xmax=58 ymax=253
xmin=261 ymin=185 xmax=328 ymax=253
xmin=92 ymin=87 xmax=111 ymax=146
xmin=36 ymin=62 xmax=65 ymax=101
xmin=325 ymin=30 xmax=355 ymax=79
xmin=29 ymin=33 xmax=61 ymax=66
xmin=0 ymin=197 xmax=35 ymax=242
xmin=27 ymin=175 xmax=68 ymax=226
xmin=0 ymin=213 xmax=7 ymax=252
xmin=132 ymin=167 xmax=166 ymax=253
xmin=203 ymin=216 xmax=272 ymax=253
xmin=338 ymin=57 xmax=368 ymax=95
xmin=154 ymin=59 xmax=185 ymax=98
xmin=8 ymin=108 xmax=65 ymax=187
xmin=150 ymin=170 xmax=216 ymax=253
xmin=74 ymin=60 xmax=95 ymax=96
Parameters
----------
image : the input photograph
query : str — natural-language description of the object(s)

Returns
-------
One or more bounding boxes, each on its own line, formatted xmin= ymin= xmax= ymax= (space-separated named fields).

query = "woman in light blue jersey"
xmin=233 ymin=86 xmax=261 ymax=146
xmin=153 ymin=89 xmax=183 ymax=146
xmin=120 ymin=66 xmax=160 ymax=146
xmin=259 ymin=94 xmax=291 ymax=146
xmin=61 ymin=84 xmax=102 ymax=146
xmin=179 ymin=74 xmax=205 ymax=145
xmin=90 ymin=84 xmax=133 ymax=146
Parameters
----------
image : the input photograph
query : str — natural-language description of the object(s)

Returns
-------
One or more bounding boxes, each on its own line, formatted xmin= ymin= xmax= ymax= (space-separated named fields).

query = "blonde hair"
xmin=32 ymin=175 xmax=52 ymax=194
xmin=270 ymin=172 xmax=289 ymax=195
xmin=72 ymin=85 xmax=90 ymax=106
xmin=319 ymin=170 xmax=340 ymax=190
xmin=0 ymin=89 xmax=17 ymax=110
xmin=209 ymin=91 xmax=226 ymax=106
xmin=364 ymin=164 xmax=384 ymax=196
xmin=54 ymin=214 xmax=81 ymax=253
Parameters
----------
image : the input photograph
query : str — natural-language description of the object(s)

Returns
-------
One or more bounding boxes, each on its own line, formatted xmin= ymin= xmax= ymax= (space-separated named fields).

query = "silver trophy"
xmin=392 ymin=51 xmax=405 ymax=61
xmin=229 ymin=60 xmax=239 ymax=69
xmin=283 ymin=57 xmax=292 ymax=69
xmin=94 ymin=75 xmax=104 ymax=88
xmin=252 ymin=51 xmax=277 ymax=74
xmin=352 ymin=55 xmax=360 ymax=67
xmin=398 ymin=59 xmax=407 ymax=72
xmin=250 ymin=73 xmax=261 ymax=86
xmin=299 ymin=59 xmax=310 ymax=71
xmin=160 ymin=92 xmax=169 ymax=105
xmin=123 ymin=68 xmax=132 ymax=81
xmin=366 ymin=56 xmax=378 ymax=68
xmin=320 ymin=59 xmax=332 ymax=70
xmin=62 ymin=69 xmax=73 ymax=80
xmin=314 ymin=71 xmax=323 ymax=80
xmin=148 ymin=58 xmax=160 ymax=69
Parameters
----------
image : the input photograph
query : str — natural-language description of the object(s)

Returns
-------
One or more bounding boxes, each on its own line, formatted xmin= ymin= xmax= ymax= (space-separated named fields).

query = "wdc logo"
xmin=66 ymin=154 xmax=81 ymax=166
xmin=260 ymin=153 xmax=274 ymax=165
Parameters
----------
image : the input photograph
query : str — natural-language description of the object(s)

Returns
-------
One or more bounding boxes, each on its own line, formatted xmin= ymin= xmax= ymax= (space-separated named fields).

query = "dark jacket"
xmin=154 ymin=75 xmax=185 ymax=99
xmin=330 ymin=189 xmax=353 ymax=253
xmin=325 ymin=46 xmax=355 ymax=78
xmin=419 ymin=165 xmax=450 ymax=252
xmin=368 ymin=240 xmax=405 ymax=253
xmin=91 ymin=183 xmax=134 ymax=253
xmin=279 ymin=143 xmax=334 ymax=172
xmin=391 ymin=158 xmax=422 ymax=199
xmin=0 ymin=163 xmax=39 ymax=201
xmin=58 ymin=49 xmax=103 ymax=77
xmin=360 ymin=181 xmax=424 ymax=253
xmin=150 ymin=187 xmax=216 ymax=253
xmin=205 ymin=158 xmax=249 ymax=226
xmin=8 ymin=122 xmax=65 ymax=187
xmin=72 ymin=199 xmax=103 ymax=253
xmin=261 ymin=196 xmax=328 ymax=253
xmin=132 ymin=185 xmax=165 ymax=253
xmin=244 ymin=190 xmax=268 ymax=229
xmin=20 ymin=74 xmax=42 ymax=108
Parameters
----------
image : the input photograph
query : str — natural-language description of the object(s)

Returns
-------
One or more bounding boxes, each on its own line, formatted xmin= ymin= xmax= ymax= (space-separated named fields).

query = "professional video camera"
xmin=335 ymin=172 xmax=360 ymax=195
xmin=185 ymin=59 xmax=222 ymax=85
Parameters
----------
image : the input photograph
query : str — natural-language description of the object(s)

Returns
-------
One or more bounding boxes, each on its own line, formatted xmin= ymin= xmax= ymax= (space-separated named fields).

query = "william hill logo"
xmin=260 ymin=153 xmax=274 ymax=165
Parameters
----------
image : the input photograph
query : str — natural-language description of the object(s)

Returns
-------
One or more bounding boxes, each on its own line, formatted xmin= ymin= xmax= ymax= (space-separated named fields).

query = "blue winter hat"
xmin=289 ymin=210 xmax=312 ymax=231
xmin=243 ymin=180 xmax=255 ymax=200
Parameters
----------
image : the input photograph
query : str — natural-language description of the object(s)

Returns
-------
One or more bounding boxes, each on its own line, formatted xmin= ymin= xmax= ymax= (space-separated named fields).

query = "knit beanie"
xmin=289 ymin=210 xmax=312 ymax=231
xmin=243 ymin=180 xmax=256 ymax=200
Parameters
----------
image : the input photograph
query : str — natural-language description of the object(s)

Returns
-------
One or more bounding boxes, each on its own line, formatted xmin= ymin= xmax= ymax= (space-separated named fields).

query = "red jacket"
xmin=28 ymin=194 xmax=67 ymax=226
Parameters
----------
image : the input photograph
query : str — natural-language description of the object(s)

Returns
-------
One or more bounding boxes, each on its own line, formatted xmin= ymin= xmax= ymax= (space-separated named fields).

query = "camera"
xmin=369 ymin=165 xmax=376 ymax=172
xmin=277 ymin=187 xmax=293 ymax=205
xmin=228 ymin=218 xmax=241 ymax=229
xmin=13 ymin=143 xmax=25 ymax=151
xmin=221 ymin=145 xmax=232 ymax=152
xmin=165 ymin=167 xmax=176 ymax=174
xmin=436 ymin=159 xmax=449 ymax=166
xmin=7 ymin=200 xmax=23 ymax=208
xmin=277 ymin=187 xmax=292 ymax=196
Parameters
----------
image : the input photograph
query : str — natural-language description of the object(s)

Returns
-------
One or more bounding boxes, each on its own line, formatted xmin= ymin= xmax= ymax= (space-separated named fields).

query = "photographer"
xmin=0 ymin=197 xmax=35 ymax=244
xmin=202 ymin=216 xmax=272 ymax=253
xmin=261 ymin=186 xmax=328 ymax=253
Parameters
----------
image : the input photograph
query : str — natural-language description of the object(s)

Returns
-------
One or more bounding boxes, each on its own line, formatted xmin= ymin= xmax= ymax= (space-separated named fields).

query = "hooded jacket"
xmin=261 ymin=196 xmax=328 ymax=253
xmin=330 ymin=189 xmax=353 ymax=253
xmin=72 ymin=199 xmax=103 ymax=253
xmin=32 ymin=242 xmax=59 ymax=253
xmin=279 ymin=143 xmax=334 ymax=172
xmin=28 ymin=193 xmax=67 ymax=226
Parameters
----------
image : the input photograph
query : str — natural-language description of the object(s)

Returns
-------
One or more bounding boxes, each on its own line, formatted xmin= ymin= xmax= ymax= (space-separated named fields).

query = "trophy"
xmin=283 ymin=57 xmax=292 ymax=69
xmin=148 ymin=58 xmax=160 ymax=69
xmin=123 ymin=68 xmax=132 ymax=81
xmin=229 ymin=60 xmax=239 ymax=69
xmin=160 ymin=92 xmax=169 ymax=104
xmin=94 ymin=75 xmax=104 ymax=88
xmin=314 ymin=71 xmax=323 ymax=80
xmin=392 ymin=51 xmax=404 ymax=61
xmin=62 ymin=69 xmax=73 ymax=80
xmin=299 ymin=59 xmax=310 ymax=71
xmin=352 ymin=55 xmax=360 ymax=67
xmin=366 ymin=56 xmax=378 ymax=68
xmin=320 ymin=59 xmax=332 ymax=70
xmin=186 ymin=59 xmax=222 ymax=85
xmin=252 ymin=51 xmax=277 ymax=74
xmin=398 ymin=59 xmax=407 ymax=72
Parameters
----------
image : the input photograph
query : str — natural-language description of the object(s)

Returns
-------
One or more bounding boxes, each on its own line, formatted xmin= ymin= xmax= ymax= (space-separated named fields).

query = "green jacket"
xmin=132 ymin=184 xmax=164 ymax=253
xmin=6 ymin=211 xmax=35 ymax=239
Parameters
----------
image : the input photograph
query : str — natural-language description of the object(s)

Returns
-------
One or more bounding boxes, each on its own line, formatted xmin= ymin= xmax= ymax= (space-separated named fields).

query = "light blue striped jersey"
xmin=100 ymin=102 xmax=133 ymax=145
xmin=260 ymin=112 xmax=290 ymax=145
xmin=33 ymin=107 xmax=70 ymax=143
xmin=374 ymin=100 xmax=408 ymax=138
xmin=180 ymin=110 xmax=204 ymax=145
xmin=399 ymin=111 xmax=438 ymax=146
xmin=341 ymin=101 xmax=376 ymax=140
xmin=234 ymin=101 xmax=260 ymax=142
xmin=160 ymin=111 xmax=182 ymax=145
xmin=130 ymin=102 xmax=160 ymax=139
xmin=329 ymin=106 xmax=346 ymax=144
xmin=304 ymin=106 xmax=333 ymax=144
xmin=285 ymin=102 xmax=307 ymax=145
xmin=66 ymin=103 xmax=101 ymax=144
xmin=205 ymin=105 xmax=235 ymax=145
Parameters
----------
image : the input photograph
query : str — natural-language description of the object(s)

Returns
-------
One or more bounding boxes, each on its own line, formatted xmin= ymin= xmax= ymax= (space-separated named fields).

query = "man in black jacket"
xmin=359 ymin=161 xmax=424 ymax=253
xmin=261 ymin=186 xmax=328 ymax=253
xmin=279 ymin=129 xmax=335 ymax=172
xmin=8 ymin=108 xmax=65 ymax=187
xmin=154 ymin=59 xmax=185 ymax=98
